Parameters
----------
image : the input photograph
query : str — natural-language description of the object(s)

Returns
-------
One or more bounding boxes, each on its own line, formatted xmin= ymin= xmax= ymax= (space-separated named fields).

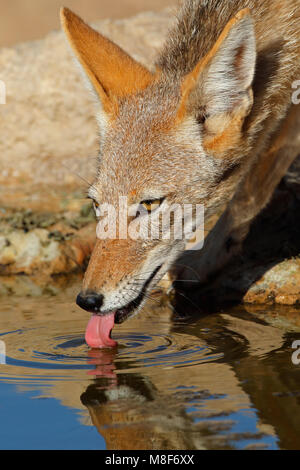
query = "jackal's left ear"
xmin=181 ymin=9 xmax=256 ymax=156
xmin=60 ymin=7 xmax=154 ymax=119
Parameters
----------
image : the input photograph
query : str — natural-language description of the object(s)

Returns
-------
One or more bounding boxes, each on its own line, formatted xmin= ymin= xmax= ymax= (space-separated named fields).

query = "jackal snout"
xmin=79 ymin=237 xmax=153 ymax=313
xmin=76 ymin=291 xmax=104 ymax=313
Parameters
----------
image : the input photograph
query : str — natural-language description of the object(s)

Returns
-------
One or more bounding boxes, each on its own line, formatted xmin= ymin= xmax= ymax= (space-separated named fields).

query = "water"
xmin=0 ymin=279 xmax=300 ymax=450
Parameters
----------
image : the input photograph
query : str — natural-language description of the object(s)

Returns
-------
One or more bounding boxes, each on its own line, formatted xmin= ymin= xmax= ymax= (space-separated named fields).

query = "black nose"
xmin=76 ymin=292 xmax=104 ymax=313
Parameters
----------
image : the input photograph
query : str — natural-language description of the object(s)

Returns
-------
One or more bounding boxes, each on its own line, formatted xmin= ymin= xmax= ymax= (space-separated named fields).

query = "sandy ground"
xmin=0 ymin=0 xmax=178 ymax=47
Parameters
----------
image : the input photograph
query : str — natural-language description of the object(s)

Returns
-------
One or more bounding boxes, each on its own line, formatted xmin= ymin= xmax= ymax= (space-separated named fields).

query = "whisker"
xmin=160 ymin=279 xmax=200 ymax=284
xmin=174 ymin=289 xmax=202 ymax=313
xmin=125 ymin=284 xmax=164 ymax=305
xmin=59 ymin=162 xmax=97 ymax=192
xmin=126 ymin=285 xmax=181 ymax=317
xmin=171 ymin=262 xmax=202 ymax=282
xmin=63 ymin=251 xmax=85 ymax=272
xmin=126 ymin=286 xmax=162 ymax=305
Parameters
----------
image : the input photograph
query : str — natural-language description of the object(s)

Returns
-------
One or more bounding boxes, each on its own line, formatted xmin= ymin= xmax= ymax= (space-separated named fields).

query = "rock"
xmin=243 ymin=259 xmax=300 ymax=305
xmin=0 ymin=223 xmax=96 ymax=276
xmin=187 ymin=176 xmax=300 ymax=307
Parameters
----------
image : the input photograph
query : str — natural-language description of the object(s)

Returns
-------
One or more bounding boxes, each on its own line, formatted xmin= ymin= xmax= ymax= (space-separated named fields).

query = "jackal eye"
xmin=140 ymin=198 xmax=165 ymax=215
xmin=92 ymin=200 xmax=101 ymax=218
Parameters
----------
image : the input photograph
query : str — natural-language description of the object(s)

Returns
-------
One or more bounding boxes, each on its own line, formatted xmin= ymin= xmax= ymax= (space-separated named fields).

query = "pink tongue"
xmin=85 ymin=313 xmax=117 ymax=349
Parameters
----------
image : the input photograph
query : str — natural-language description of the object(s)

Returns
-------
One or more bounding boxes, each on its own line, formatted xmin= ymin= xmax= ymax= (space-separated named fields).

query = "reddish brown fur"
xmin=83 ymin=239 xmax=147 ymax=292
xmin=61 ymin=7 xmax=156 ymax=117
xmin=61 ymin=0 xmax=300 ymax=315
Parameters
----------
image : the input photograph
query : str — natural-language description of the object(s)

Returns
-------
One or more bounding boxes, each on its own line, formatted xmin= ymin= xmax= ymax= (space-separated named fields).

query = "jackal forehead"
xmin=94 ymin=130 xmax=202 ymax=199
xmin=90 ymin=81 xmax=220 ymax=202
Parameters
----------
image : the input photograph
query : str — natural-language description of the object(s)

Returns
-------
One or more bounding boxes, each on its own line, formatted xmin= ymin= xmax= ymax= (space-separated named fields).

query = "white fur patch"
xmin=204 ymin=15 xmax=256 ymax=115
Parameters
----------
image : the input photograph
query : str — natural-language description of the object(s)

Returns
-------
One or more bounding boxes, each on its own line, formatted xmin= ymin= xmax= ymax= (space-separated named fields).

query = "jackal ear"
xmin=181 ymin=9 xmax=256 ymax=156
xmin=60 ymin=7 xmax=154 ymax=118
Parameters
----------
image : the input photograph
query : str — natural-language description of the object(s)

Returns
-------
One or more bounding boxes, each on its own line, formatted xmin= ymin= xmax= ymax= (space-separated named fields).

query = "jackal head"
xmin=61 ymin=5 xmax=256 ymax=346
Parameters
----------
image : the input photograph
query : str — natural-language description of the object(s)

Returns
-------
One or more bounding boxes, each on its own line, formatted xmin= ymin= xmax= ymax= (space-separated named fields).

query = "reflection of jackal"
xmin=61 ymin=0 xmax=300 ymax=345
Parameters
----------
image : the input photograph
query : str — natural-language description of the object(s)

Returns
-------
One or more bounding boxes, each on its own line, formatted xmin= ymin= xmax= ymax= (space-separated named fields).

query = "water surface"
xmin=0 ymin=279 xmax=300 ymax=450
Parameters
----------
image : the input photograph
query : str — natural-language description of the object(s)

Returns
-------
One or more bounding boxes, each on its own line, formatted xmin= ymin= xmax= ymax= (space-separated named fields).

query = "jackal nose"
xmin=76 ymin=292 xmax=104 ymax=313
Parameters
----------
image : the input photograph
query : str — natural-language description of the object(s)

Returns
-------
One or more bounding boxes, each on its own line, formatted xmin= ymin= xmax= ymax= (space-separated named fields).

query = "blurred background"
xmin=0 ymin=0 xmax=179 ymax=279
xmin=0 ymin=0 xmax=177 ymax=47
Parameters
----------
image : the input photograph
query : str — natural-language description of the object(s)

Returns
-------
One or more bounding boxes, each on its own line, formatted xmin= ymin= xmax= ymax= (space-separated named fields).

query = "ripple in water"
xmin=1 ymin=297 xmax=297 ymax=450
xmin=0 ymin=321 xmax=223 ymax=383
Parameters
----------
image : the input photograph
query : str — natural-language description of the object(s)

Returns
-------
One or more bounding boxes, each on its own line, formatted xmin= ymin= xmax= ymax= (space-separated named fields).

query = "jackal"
xmin=61 ymin=0 xmax=300 ymax=348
